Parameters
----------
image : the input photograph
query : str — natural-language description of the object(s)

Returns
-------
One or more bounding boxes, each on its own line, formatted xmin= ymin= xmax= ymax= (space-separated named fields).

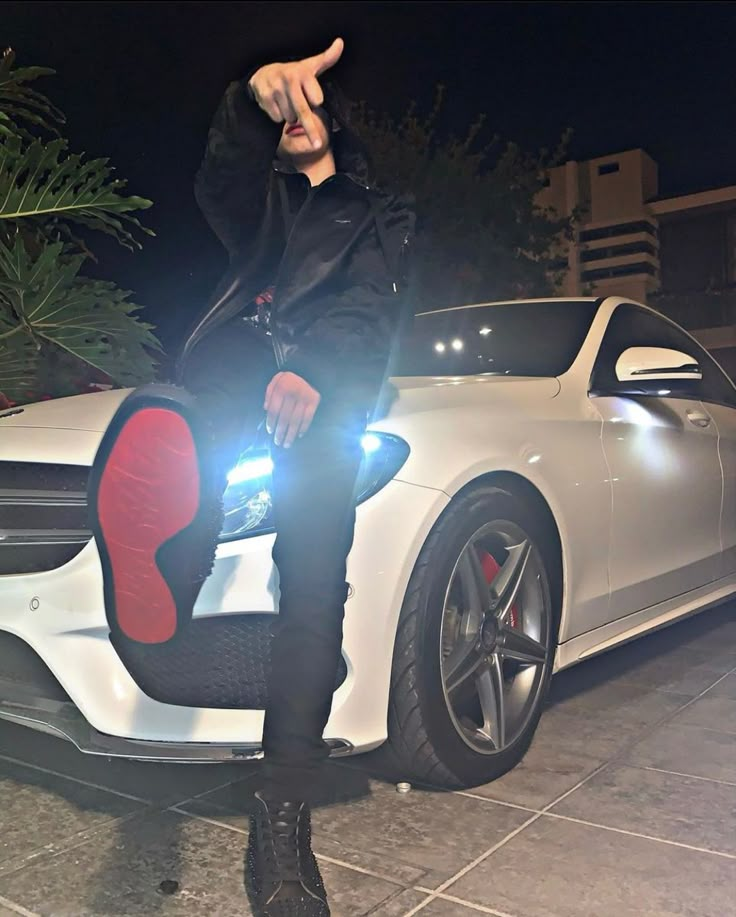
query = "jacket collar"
xmin=271 ymin=159 xmax=370 ymax=191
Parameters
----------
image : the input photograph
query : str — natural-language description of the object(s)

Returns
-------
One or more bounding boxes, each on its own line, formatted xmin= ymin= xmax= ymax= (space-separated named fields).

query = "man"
xmin=88 ymin=38 xmax=414 ymax=917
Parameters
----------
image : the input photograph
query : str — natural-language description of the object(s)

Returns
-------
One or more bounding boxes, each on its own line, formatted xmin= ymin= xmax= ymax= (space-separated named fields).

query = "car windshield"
xmin=396 ymin=300 xmax=599 ymax=377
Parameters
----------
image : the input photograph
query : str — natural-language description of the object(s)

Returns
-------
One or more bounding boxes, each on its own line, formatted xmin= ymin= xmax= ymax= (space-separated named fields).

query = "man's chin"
xmin=277 ymin=145 xmax=322 ymax=166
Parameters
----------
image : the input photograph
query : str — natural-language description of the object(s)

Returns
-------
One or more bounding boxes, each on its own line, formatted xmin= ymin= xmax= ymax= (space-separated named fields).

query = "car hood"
xmin=1 ymin=374 xmax=561 ymax=433
xmin=0 ymin=389 xmax=132 ymax=432
xmin=382 ymin=374 xmax=561 ymax=419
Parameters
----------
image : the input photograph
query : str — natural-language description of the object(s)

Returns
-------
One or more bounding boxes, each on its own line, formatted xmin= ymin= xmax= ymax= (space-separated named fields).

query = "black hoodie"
xmin=180 ymin=74 xmax=415 ymax=400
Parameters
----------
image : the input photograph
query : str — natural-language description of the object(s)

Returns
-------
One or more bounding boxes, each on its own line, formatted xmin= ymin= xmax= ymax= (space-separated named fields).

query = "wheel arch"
xmin=445 ymin=470 xmax=564 ymax=633
xmin=382 ymin=468 xmax=565 ymax=787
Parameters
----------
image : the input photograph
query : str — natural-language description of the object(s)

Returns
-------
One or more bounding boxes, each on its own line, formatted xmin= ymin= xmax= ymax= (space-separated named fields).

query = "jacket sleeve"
xmin=282 ymin=193 xmax=415 ymax=396
xmin=194 ymin=73 xmax=282 ymax=259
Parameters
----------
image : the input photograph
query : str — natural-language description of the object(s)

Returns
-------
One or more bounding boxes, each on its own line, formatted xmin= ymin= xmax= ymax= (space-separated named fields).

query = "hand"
xmin=248 ymin=38 xmax=344 ymax=150
xmin=264 ymin=372 xmax=321 ymax=448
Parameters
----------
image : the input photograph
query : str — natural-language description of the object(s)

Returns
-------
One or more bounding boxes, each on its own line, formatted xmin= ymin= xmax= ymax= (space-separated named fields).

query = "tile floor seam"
xmin=170 ymin=805 xmax=417 ymax=889
xmin=4 ymin=643 xmax=731 ymax=915
xmin=411 ymin=888 xmax=519 ymax=917
xmin=597 ymin=662 xmax=736 ymax=765
xmin=398 ymin=811 xmax=543 ymax=917
xmin=613 ymin=682 xmax=712 ymax=698
xmin=365 ymin=888 xmax=432 ymax=916
xmin=636 ymin=763 xmax=736 ymax=787
xmin=670 ymin=721 xmax=736 ymax=738
xmin=169 ymin=806 xmax=248 ymax=836
xmin=0 ymin=753 xmax=149 ymax=805
xmin=398 ymin=668 xmax=730 ymax=917
xmin=453 ymin=791 xmax=541 ymax=814
xmin=164 ymin=772 xmax=258 ymax=814
xmin=541 ymin=809 xmax=736 ymax=860
xmin=568 ymin=660 xmax=736 ymax=703
xmin=0 ymin=810 xmax=146 ymax=881
xmin=314 ymin=852 xmax=411 ymax=887
xmin=0 ymin=894 xmax=39 ymax=917
xmin=401 ymin=659 xmax=736 ymax=915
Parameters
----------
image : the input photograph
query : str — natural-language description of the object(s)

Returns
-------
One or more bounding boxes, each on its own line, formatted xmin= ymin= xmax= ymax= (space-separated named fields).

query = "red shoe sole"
xmin=95 ymin=407 xmax=200 ymax=643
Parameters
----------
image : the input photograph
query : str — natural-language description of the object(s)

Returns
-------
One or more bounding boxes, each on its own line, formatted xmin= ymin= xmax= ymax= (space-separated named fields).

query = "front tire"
xmin=386 ymin=483 xmax=559 ymax=789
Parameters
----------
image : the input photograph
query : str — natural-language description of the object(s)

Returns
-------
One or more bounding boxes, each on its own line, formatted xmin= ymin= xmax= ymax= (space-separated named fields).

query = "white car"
xmin=2 ymin=295 xmax=735 ymax=788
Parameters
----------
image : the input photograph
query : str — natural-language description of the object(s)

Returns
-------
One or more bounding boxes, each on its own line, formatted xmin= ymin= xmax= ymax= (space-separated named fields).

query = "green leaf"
xmin=0 ymin=333 xmax=39 ymax=403
xmin=0 ymin=48 xmax=64 ymax=138
xmin=0 ymin=235 xmax=161 ymax=403
xmin=0 ymin=137 xmax=153 ymax=249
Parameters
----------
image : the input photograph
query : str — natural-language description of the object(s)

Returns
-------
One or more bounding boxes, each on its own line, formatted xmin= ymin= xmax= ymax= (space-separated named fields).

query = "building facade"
xmin=539 ymin=149 xmax=736 ymax=375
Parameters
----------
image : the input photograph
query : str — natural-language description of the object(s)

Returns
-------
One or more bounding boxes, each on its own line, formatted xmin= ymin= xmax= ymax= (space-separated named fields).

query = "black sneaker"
xmin=88 ymin=385 xmax=223 ymax=646
xmin=246 ymin=791 xmax=330 ymax=916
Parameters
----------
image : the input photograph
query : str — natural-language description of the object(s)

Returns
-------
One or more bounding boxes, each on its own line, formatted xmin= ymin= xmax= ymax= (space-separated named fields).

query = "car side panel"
xmin=379 ymin=378 xmax=613 ymax=642
xmin=705 ymin=401 xmax=736 ymax=577
xmin=593 ymin=395 xmax=722 ymax=614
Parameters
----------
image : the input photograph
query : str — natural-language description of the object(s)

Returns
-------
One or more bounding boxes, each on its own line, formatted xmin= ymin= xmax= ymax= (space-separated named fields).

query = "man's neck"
xmin=297 ymin=150 xmax=337 ymax=187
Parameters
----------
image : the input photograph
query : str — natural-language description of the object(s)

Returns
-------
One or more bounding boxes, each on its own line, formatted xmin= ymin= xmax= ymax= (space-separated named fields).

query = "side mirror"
xmin=615 ymin=347 xmax=702 ymax=385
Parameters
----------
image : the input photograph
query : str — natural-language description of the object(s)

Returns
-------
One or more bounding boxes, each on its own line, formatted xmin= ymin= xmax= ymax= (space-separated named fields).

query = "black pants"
xmin=181 ymin=318 xmax=366 ymax=800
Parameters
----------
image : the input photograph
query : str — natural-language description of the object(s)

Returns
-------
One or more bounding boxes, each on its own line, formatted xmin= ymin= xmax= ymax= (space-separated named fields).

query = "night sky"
xmin=4 ymin=1 xmax=736 ymax=351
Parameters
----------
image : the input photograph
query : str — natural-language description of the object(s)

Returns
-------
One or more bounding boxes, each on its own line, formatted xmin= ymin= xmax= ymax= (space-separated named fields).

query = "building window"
xmin=581 ymin=262 xmax=658 ymax=282
xmin=580 ymin=241 xmax=657 ymax=263
xmin=598 ymin=162 xmax=620 ymax=176
xmin=579 ymin=220 xmax=658 ymax=243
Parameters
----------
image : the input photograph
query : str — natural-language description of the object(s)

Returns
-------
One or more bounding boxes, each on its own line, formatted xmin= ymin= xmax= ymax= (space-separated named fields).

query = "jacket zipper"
xmin=270 ymin=173 xmax=356 ymax=369
xmin=270 ymin=176 xmax=314 ymax=367
xmin=182 ymin=173 xmax=370 ymax=374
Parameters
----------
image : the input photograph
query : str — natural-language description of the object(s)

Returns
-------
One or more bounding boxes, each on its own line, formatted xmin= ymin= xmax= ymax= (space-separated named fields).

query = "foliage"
xmin=352 ymin=85 xmax=574 ymax=309
xmin=0 ymin=48 xmax=160 ymax=405
xmin=0 ymin=48 xmax=63 ymax=141
xmin=0 ymin=136 xmax=154 ymax=250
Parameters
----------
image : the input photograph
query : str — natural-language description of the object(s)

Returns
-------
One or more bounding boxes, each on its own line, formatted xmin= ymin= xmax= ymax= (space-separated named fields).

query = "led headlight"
xmin=220 ymin=432 xmax=410 ymax=541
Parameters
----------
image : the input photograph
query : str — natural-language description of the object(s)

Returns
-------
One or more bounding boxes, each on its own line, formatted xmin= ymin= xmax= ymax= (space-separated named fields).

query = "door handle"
xmin=686 ymin=410 xmax=711 ymax=428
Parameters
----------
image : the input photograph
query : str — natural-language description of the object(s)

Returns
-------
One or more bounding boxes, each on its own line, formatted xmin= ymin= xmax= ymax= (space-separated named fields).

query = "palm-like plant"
xmin=0 ymin=48 xmax=161 ymax=405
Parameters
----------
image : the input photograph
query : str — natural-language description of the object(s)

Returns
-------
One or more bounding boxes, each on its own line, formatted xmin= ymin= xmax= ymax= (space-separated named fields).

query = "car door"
xmin=677 ymin=345 xmax=736 ymax=580
xmin=710 ymin=397 xmax=736 ymax=578
xmin=590 ymin=303 xmax=723 ymax=619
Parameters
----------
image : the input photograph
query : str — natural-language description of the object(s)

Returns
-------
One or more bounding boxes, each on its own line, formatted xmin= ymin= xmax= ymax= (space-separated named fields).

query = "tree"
xmin=351 ymin=86 xmax=573 ymax=310
xmin=0 ymin=49 xmax=161 ymax=406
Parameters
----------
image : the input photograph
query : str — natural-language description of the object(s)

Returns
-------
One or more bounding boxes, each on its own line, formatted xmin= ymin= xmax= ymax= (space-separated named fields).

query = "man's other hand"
xmin=248 ymin=38 xmax=344 ymax=150
xmin=264 ymin=372 xmax=321 ymax=448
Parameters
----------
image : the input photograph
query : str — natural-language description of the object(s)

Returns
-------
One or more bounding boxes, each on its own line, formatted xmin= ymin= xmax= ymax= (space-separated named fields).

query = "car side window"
xmin=591 ymin=303 xmax=736 ymax=408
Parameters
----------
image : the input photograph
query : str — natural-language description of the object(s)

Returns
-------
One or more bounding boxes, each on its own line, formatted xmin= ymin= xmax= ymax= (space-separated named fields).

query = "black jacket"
xmin=180 ymin=75 xmax=415 ymax=398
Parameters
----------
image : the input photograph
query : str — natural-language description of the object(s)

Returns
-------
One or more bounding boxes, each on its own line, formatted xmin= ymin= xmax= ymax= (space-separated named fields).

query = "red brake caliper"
xmin=479 ymin=551 xmax=519 ymax=629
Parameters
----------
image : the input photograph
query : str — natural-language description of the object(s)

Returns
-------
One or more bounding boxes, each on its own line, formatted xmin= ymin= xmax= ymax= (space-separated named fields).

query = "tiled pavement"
xmin=0 ymin=605 xmax=734 ymax=916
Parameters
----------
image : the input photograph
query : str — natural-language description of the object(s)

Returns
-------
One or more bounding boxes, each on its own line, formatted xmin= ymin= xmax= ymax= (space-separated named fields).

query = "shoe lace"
xmin=264 ymin=800 xmax=302 ymax=882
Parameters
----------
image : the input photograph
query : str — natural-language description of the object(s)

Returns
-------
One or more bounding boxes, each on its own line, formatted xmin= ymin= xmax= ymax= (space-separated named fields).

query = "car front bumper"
xmin=0 ymin=469 xmax=447 ymax=761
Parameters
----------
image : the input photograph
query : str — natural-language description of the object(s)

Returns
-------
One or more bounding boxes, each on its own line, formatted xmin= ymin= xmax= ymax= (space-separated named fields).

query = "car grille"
xmin=0 ymin=462 xmax=92 ymax=575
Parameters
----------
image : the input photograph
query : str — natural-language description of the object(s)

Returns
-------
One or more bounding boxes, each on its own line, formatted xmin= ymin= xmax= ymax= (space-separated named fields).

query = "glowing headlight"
xmin=361 ymin=432 xmax=382 ymax=454
xmin=227 ymin=456 xmax=274 ymax=486
xmin=220 ymin=431 xmax=410 ymax=541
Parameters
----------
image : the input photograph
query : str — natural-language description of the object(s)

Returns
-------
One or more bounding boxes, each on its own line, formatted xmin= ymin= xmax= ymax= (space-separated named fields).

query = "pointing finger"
xmin=310 ymin=37 xmax=344 ymax=76
xmin=289 ymin=79 xmax=321 ymax=149
xmin=303 ymin=74 xmax=324 ymax=108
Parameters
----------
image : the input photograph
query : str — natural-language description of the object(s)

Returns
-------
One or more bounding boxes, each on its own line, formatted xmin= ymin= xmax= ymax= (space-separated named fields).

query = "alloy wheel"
xmin=440 ymin=520 xmax=551 ymax=755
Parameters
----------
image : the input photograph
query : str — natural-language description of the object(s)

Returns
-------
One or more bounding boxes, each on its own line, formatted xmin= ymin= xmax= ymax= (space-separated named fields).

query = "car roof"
xmin=417 ymin=297 xmax=600 ymax=317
